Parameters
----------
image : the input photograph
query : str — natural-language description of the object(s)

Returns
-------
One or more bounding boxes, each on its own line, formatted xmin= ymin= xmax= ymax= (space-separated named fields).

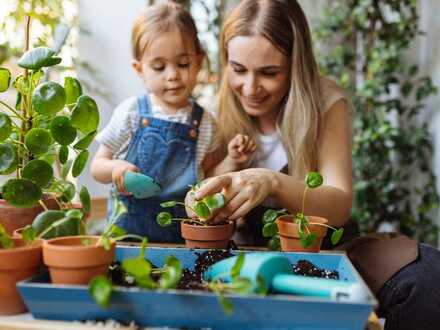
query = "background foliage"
xmin=314 ymin=0 xmax=439 ymax=245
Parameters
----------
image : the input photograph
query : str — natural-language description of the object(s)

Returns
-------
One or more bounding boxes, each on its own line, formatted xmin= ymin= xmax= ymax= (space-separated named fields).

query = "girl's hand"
xmin=194 ymin=168 xmax=279 ymax=223
xmin=111 ymin=160 xmax=139 ymax=195
xmin=227 ymin=134 xmax=257 ymax=167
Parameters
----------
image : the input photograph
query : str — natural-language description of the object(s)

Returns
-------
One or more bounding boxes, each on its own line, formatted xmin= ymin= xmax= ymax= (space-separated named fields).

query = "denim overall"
xmin=108 ymin=95 xmax=203 ymax=242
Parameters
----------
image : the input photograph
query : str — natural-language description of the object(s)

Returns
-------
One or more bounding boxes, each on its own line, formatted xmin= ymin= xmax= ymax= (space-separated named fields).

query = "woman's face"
xmin=227 ymin=35 xmax=290 ymax=121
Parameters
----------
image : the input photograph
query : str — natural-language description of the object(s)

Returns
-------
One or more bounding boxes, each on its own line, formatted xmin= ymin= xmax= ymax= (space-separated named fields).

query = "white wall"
xmin=77 ymin=0 xmax=148 ymax=198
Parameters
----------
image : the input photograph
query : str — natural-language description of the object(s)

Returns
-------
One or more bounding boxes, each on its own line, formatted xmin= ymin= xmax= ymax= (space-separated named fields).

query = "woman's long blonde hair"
xmin=216 ymin=0 xmax=322 ymax=178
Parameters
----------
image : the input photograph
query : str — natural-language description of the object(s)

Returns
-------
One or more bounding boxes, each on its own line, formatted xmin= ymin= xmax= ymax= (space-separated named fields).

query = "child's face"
xmin=133 ymin=28 xmax=202 ymax=111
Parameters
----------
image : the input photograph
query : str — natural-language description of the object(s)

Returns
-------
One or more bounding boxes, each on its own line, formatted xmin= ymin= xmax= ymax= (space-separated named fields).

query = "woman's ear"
xmin=132 ymin=60 xmax=143 ymax=76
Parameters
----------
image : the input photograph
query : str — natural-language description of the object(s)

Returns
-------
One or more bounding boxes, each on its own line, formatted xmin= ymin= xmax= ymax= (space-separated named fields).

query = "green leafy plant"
xmin=314 ymin=0 xmax=439 ymax=245
xmin=0 ymin=223 xmax=14 ymax=249
xmin=89 ymin=239 xmax=183 ymax=308
xmin=156 ymin=191 xmax=226 ymax=227
xmin=0 ymin=17 xmax=98 ymax=216
xmin=262 ymin=172 xmax=344 ymax=250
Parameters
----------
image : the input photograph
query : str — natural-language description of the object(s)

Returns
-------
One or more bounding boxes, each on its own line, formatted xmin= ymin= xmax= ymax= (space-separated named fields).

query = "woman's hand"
xmin=194 ymin=168 xmax=279 ymax=223
xmin=111 ymin=160 xmax=139 ymax=195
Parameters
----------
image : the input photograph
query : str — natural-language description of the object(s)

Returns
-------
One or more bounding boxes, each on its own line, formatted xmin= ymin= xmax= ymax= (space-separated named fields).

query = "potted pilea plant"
xmin=41 ymin=198 xmax=139 ymax=285
xmin=0 ymin=17 xmax=97 ymax=235
xmin=0 ymin=223 xmax=43 ymax=315
xmin=156 ymin=188 xmax=235 ymax=249
xmin=262 ymin=172 xmax=344 ymax=252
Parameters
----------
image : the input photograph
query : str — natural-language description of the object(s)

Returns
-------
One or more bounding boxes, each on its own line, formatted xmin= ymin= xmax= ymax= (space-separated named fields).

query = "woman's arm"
xmin=195 ymin=100 xmax=352 ymax=227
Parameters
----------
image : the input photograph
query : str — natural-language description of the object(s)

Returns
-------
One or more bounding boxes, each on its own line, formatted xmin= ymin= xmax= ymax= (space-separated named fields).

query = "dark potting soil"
xmin=108 ymin=250 xmax=340 ymax=290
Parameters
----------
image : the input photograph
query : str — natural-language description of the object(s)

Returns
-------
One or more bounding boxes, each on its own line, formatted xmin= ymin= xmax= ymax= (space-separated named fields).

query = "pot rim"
xmin=181 ymin=221 xmax=234 ymax=229
xmin=43 ymin=235 xmax=114 ymax=251
xmin=0 ymin=238 xmax=43 ymax=254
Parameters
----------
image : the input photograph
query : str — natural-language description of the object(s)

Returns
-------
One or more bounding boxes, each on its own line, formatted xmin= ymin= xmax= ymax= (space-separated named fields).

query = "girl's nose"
xmin=166 ymin=65 xmax=180 ymax=81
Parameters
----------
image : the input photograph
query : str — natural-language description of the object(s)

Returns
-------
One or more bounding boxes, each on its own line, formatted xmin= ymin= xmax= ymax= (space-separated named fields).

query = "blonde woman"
xmin=194 ymin=1 xmax=440 ymax=329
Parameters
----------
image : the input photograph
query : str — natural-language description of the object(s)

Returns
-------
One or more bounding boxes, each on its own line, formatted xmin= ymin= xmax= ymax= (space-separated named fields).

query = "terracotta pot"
xmin=43 ymin=236 xmax=115 ymax=285
xmin=181 ymin=221 xmax=235 ymax=249
xmin=0 ymin=238 xmax=43 ymax=315
xmin=0 ymin=198 xmax=59 ymax=235
xmin=276 ymin=215 xmax=328 ymax=253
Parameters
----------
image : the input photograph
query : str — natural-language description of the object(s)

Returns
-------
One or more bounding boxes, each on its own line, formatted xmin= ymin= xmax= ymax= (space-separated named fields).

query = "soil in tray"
xmin=108 ymin=250 xmax=340 ymax=290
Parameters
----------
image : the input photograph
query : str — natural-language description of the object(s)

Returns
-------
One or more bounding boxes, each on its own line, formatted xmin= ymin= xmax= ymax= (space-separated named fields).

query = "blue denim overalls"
xmin=108 ymin=94 xmax=203 ymax=242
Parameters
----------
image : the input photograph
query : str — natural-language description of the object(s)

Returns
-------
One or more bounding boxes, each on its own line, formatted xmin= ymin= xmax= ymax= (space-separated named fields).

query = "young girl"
xmin=91 ymin=2 xmax=255 ymax=242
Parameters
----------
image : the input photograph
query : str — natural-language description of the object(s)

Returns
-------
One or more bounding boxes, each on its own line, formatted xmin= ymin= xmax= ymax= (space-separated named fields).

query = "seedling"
xmin=89 ymin=239 xmax=182 ymax=308
xmin=156 ymin=192 xmax=226 ymax=227
xmin=262 ymin=172 xmax=344 ymax=250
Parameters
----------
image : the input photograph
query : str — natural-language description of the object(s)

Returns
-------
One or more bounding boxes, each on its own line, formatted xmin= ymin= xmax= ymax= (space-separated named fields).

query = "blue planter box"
xmin=17 ymin=246 xmax=377 ymax=330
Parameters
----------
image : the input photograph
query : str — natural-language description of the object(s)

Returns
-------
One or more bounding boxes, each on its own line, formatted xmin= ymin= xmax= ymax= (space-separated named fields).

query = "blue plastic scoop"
xmin=204 ymin=253 xmax=367 ymax=302
xmin=124 ymin=172 xmax=162 ymax=199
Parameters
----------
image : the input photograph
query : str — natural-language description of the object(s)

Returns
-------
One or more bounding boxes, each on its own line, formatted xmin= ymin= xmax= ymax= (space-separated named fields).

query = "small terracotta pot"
xmin=0 ymin=239 xmax=43 ymax=315
xmin=181 ymin=221 xmax=235 ymax=249
xmin=43 ymin=236 xmax=115 ymax=285
xmin=0 ymin=197 xmax=59 ymax=235
xmin=276 ymin=215 xmax=328 ymax=253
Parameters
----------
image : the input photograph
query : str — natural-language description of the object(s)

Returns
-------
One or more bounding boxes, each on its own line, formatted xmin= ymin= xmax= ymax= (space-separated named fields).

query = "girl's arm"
xmin=195 ymin=100 xmax=352 ymax=227
xmin=90 ymin=145 xmax=138 ymax=194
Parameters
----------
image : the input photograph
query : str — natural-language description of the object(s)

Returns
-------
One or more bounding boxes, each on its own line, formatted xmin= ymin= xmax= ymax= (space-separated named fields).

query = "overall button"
xmin=192 ymin=119 xmax=198 ymax=126
xmin=189 ymin=129 xmax=197 ymax=139
xmin=142 ymin=118 xmax=149 ymax=127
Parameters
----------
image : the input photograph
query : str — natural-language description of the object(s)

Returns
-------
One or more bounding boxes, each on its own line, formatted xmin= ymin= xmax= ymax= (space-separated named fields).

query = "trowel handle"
xmin=272 ymin=274 xmax=367 ymax=302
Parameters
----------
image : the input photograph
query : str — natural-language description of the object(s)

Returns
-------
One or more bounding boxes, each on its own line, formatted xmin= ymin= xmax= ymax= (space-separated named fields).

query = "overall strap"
xmin=137 ymin=94 xmax=152 ymax=118
xmin=189 ymin=101 xmax=204 ymax=129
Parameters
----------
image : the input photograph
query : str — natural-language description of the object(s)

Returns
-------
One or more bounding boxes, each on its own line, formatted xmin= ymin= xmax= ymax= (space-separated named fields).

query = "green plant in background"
xmin=262 ymin=172 xmax=344 ymax=250
xmin=314 ymin=0 xmax=439 ymax=245
xmin=0 ymin=17 xmax=98 ymax=219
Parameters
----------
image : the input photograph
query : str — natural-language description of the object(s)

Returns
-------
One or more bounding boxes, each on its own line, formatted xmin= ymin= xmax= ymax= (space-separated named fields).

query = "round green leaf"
xmin=160 ymin=201 xmax=178 ymax=208
xmin=64 ymin=76 xmax=82 ymax=107
xmin=79 ymin=186 xmax=91 ymax=213
xmin=159 ymin=255 xmax=182 ymax=289
xmin=262 ymin=222 xmax=278 ymax=237
xmin=156 ymin=212 xmax=172 ymax=227
xmin=305 ymin=172 xmax=323 ymax=189
xmin=72 ymin=150 xmax=89 ymax=177
xmin=25 ymin=128 xmax=51 ymax=155
xmin=331 ymin=228 xmax=344 ymax=245
xmin=18 ymin=47 xmax=61 ymax=70
xmin=0 ymin=142 xmax=17 ymax=174
xmin=194 ymin=201 xmax=210 ymax=219
xmin=58 ymin=181 xmax=76 ymax=202
xmin=0 ymin=68 xmax=11 ymax=92
xmin=32 ymin=210 xmax=79 ymax=239
xmin=59 ymin=145 xmax=68 ymax=164
xmin=65 ymin=209 xmax=83 ymax=220
xmin=50 ymin=116 xmax=77 ymax=145
xmin=89 ymin=275 xmax=113 ymax=309
xmin=70 ymin=95 xmax=99 ymax=134
xmin=203 ymin=193 xmax=225 ymax=211
xmin=2 ymin=178 xmax=42 ymax=208
xmin=0 ymin=113 xmax=12 ymax=141
xmin=32 ymin=81 xmax=66 ymax=115
xmin=262 ymin=209 xmax=278 ymax=224
xmin=267 ymin=236 xmax=281 ymax=251
xmin=22 ymin=159 xmax=53 ymax=188
xmin=73 ymin=130 xmax=96 ymax=150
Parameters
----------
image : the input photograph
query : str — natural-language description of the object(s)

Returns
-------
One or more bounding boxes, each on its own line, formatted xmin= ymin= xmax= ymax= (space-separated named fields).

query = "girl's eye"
xmin=152 ymin=66 xmax=165 ymax=71
xmin=178 ymin=63 xmax=190 ymax=68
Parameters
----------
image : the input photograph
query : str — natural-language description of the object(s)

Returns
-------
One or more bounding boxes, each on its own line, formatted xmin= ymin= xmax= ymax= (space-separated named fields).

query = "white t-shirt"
xmin=96 ymin=95 xmax=215 ymax=180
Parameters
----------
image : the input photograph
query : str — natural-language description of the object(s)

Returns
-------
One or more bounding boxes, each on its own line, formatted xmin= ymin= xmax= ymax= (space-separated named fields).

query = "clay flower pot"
xmin=0 ymin=238 xmax=43 ymax=315
xmin=276 ymin=215 xmax=328 ymax=253
xmin=181 ymin=221 xmax=235 ymax=249
xmin=0 ymin=197 xmax=59 ymax=235
xmin=43 ymin=236 xmax=115 ymax=285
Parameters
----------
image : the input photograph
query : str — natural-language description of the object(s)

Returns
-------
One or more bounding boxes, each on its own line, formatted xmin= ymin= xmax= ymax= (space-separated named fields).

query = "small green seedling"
xmin=88 ymin=238 xmax=183 ymax=308
xmin=156 ymin=191 xmax=226 ymax=227
xmin=0 ymin=223 xmax=14 ymax=249
xmin=262 ymin=172 xmax=344 ymax=250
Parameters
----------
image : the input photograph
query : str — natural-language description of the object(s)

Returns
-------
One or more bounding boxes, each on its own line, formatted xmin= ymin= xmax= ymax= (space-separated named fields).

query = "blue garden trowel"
xmin=124 ymin=172 xmax=162 ymax=199
xmin=204 ymin=253 xmax=368 ymax=302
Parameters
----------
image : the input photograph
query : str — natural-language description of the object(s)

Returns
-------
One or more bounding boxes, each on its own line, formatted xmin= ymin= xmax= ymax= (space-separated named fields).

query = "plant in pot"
xmin=0 ymin=17 xmax=98 ymax=235
xmin=0 ymin=223 xmax=43 ymax=315
xmin=41 ymin=198 xmax=139 ymax=285
xmin=262 ymin=172 xmax=344 ymax=252
xmin=156 ymin=188 xmax=235 ymax=249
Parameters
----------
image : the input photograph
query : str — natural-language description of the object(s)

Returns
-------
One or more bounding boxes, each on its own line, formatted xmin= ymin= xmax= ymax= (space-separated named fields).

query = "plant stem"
xmin=38 ymin=200 xmax=48 ymax=211
xmin=301 ymin=186 xmax=308 ymax=215
xmin=309 ymin=222 xmax=337 ymax=231
xmin=0 ymin=101 xmax=27 ymax=121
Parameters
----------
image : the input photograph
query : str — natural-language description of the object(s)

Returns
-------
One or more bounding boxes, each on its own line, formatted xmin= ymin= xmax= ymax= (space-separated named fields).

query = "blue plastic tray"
xmin=17 ymin=246 xmax=377 ymax=330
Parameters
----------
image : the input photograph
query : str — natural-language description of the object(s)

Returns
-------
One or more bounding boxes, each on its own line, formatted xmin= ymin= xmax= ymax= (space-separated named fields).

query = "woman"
xmin=195 ymin=1 xmax=440 ymax=329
